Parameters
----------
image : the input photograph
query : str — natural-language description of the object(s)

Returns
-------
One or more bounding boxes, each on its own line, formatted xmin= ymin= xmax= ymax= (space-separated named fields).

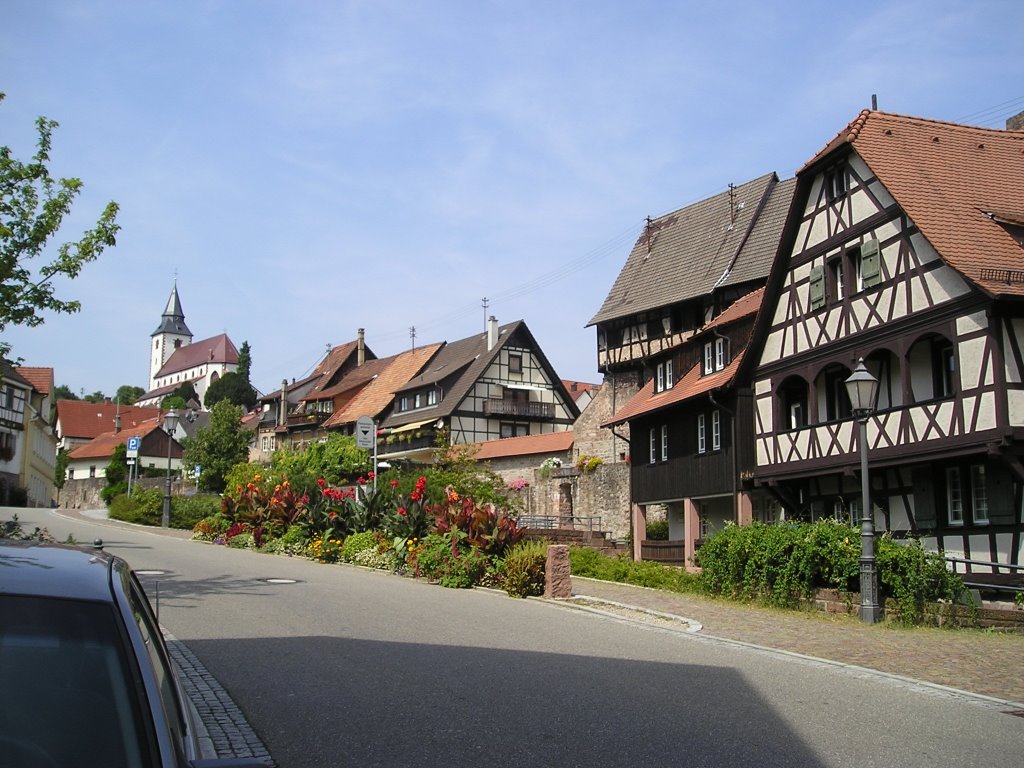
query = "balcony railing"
xmin=482 ymin=399 xmax=555 ymax=418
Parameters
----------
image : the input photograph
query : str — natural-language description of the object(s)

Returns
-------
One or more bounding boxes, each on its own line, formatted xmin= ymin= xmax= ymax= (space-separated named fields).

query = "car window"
xmin=0 ymin=595 xmax=152 ymax=768
xmin=127 ymin=576 xmax=189 ymax=750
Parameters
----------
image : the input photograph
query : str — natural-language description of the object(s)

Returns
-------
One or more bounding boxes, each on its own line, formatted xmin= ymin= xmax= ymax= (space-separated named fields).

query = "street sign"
xmin=355 ymin=415 xmax=375 ymax=449
xmin=126 ymin=436 xmax=140 ymax=458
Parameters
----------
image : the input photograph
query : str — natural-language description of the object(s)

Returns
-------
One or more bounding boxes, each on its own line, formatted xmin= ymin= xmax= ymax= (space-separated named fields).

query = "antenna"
xmin=409 ymin=326 xmax=417 ymax=351
xmin=728 ymin=183 xmax=736 ymax=225
xmin=871 ymin=94 xmax=878 ymax=110
xmin=481 ymin=297 xmax=490 ymax=330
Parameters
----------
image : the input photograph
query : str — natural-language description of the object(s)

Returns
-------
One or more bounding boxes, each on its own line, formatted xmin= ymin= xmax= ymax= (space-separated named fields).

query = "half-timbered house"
xmin=750 ymin=110 xmax=1024 ymax=573
xmin=590 ymin=173 xmax=796 ymax=563
xmin=379 ymin=318 xmax=579 ymax=463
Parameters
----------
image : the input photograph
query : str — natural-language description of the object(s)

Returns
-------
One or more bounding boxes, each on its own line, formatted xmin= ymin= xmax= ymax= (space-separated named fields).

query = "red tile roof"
xmin=604 ymin=352 xmax=744 ymax=427
xmin=14 ymin=367 xmax=53 ymax=395
xmin=561 ymin=380 xmax=600 ymax=401
xmin=155 ymin=333 xmax=239 ymax=378
xmin=56 ymin=401 xmax=163 ymax=440
xmin=472 ymin=430 xmax=574 ymax=460
xmin=68 ymin=420 xmax=162 ymax=460
xmin=701 ymin=287 xmax=764 ymax=334
xmin=806 ymin=110 xmax=1024 ymax=297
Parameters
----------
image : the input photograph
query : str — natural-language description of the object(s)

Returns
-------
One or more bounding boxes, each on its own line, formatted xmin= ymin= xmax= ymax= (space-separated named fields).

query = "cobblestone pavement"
xmin=165 ymin=632 xmax=275 ymax=765
xmin=569 ymin=577 xmax=1024 ymax=707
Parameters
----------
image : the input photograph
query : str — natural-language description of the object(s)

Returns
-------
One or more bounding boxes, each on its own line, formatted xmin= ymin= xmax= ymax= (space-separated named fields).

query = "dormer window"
xmin=399 ymin=396 xmax=409 ymax=412
xmin=825 ymin=166 xmax=848 ymax=202
xmin=654 ymin=359 xmax=675 ymax=393
xmin=427 ymin=389 xmax=437 ymax=406
xmin=703 ymin=340 xmax=727 ymax=375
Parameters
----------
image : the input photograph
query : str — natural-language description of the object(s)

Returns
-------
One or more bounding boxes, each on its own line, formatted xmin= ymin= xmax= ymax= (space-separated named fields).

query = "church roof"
xmin=152 ymin=283 xmax=192 ymax=337
xmin=154 ymin=333 xmax=239 ymax=378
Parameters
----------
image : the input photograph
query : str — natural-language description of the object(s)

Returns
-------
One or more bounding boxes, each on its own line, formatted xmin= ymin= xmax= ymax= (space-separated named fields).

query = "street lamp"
xmin=161 ymin=409 xmax=180 ymax=529
xmin=844 ymin=358 xmax=882 ymax=623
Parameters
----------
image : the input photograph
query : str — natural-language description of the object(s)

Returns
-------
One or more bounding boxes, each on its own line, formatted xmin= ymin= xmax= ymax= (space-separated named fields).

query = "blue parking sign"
xmin=126 ymin=436 xmax=141 ymax=457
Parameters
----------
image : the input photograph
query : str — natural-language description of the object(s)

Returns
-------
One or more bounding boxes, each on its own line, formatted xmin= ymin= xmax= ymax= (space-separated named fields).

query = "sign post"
xmin=126 ymin=437 xmax=141 ymax=497
xmin=355 ymin=416 xmax=377 ymax=490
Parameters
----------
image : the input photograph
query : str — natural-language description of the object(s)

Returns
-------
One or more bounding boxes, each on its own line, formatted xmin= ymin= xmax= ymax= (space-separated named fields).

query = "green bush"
xmin=569 ymin=546 xmax=700 ymax=593
xmin=417 ymin=533 xmax=489 ymax=588
xmin=646 ymin=519 xmax=669 ymax=540
xmin=173 ymin=494 xmax=222 ymax=529
xmin=340 ymin=531 xmax=379 ymax=563
xmin=108 ymin=488 xmax=207 ymax=530
xmin=694 ymin=520 xmax=967 ymax=624
xmin=501 ymin=540 xmax=548 ymax=597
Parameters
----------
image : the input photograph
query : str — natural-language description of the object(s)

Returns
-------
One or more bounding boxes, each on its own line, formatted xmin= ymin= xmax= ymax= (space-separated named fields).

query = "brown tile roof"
xmin=589 ymin=172 xmax=793 ymax=326
xmin=323 ymin=343 xmax=443 ymax=428
xmin=68 ymin=420 xmax=162 ymax=460
xmin=806 ymin=110 xmax=1024 ymax=297
xmin=56 ymin=401 xmax=163 ymax=440
xmin=14 ymin=367 xmax=53 ymax=395
xmin=700 ymin=287 xmax=764 ymax=334
xmin=155 ymin=333 xmax=239 ymax=378
xmin=604 ymin=352 xmax=744 ymax=427
xmin=472 ymin=430 xmax=574 ymax=460
xmin=561 ymin=380 xmax=600 ymax=400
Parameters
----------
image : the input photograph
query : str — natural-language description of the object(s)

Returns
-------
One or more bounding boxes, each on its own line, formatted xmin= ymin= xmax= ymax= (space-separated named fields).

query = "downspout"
xmin=708 ymin=386 xmax=738 ymax=522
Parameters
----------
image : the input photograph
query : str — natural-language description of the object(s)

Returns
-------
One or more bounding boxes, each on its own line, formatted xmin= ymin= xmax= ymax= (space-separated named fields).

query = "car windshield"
xmin=0 ymin=595 xmax=153 ymax=768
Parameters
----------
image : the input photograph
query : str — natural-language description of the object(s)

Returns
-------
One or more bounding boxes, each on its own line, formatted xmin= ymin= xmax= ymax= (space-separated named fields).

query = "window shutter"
xmin=809 ymin=265 xmax=825 ymax=310
xmin=860 ymin=239 xmax=881 ymax=287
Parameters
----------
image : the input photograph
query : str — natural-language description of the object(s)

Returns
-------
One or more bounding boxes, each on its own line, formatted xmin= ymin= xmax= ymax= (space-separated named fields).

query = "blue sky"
xmin=3 ymin=1 xmax=1023 ymax=398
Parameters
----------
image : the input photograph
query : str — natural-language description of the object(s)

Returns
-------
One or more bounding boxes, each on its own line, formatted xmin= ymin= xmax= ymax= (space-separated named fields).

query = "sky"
xmin=3 ymin=0 xmax=1023 ymax=399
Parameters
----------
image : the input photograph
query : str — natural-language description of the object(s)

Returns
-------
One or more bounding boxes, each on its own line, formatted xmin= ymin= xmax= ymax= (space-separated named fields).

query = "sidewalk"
xmin=568 ymin=577 xmax=1024 ymax=707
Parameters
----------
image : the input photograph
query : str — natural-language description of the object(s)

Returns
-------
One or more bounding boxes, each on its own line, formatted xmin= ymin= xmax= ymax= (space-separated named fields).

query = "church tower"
xmin=150 ymin=282 xmax=193 ymax=390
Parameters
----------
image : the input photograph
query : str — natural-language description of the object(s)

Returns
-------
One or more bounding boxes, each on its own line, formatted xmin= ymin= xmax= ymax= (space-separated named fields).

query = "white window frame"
xmin=703 ymin=342 xmax=713 ymax=375
xmin=665 ymin=359 xmax=673 ymax=389
xmin=649 ymin=428 xmax=657 ymax=464
xmin=427 ymin=389 xmax=437 ymax=406
xmin=656 ymin=364 xmax=665 ymax=393
xmin=946 ymin=467 xmax=964 ymax=525
xmin=414 ymin=393 xmax=422 ymax=409
xmin=715 ymin=338 xmax=726 ymax=371
xmin=660 ymin=424 xmax=668 ymax=462
xmin=697 ymin=414 xmax=706 ymax=454
xmin=712 ymin=409 xmax=721 ymax=451
xmin=971 ymin=465 xmax=989 ymax=524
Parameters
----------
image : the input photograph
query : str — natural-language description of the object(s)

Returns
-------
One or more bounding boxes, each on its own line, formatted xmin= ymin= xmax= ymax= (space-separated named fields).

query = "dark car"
xmin=0 ymin=540 xmax=265 ymax=768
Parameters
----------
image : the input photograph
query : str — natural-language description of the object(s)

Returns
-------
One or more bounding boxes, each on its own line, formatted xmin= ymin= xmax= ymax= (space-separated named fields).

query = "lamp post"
xmin=844 ymin=359 xmax=882 ymax=623
xmin=161 ymin=409 xmax=180 ymax=529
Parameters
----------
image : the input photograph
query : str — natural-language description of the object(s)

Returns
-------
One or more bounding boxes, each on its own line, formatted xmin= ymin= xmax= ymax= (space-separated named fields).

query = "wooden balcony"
xmin=483 ymin=399 xmax=555 ymax=418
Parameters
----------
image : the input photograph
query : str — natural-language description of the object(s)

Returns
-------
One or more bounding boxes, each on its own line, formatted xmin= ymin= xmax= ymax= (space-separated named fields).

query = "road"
xmin=9 ymin=507 xmax=1024 ymax=767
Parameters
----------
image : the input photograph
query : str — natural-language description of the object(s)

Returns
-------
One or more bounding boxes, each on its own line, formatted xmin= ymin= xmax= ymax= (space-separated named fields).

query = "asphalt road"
xmin=10 ymin=508 xmax=1024 ymax=767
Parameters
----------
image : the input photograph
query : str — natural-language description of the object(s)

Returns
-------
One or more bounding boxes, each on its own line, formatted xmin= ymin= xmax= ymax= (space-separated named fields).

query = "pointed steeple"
xmin=152 ymin=281 xmax=192 ymax=337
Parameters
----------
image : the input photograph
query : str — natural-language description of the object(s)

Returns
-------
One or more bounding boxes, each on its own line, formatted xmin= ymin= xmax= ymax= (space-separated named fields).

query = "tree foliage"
xmin=204 ymin=371 xmax=257 ymax=410
xmin=0 ymin=92 xmax=120 ymax=361
xmin=268 ymin=433 xmax=371 ymax=493
xmin=52 ymin=384 xmax=77 ymax=401
xmin=83 ymin=390 xmax=107 ymax=403
xmin=115 ymin=384 xmax=145 ymax=404
xmin=181 ymin=400 xmax=249 ymax=493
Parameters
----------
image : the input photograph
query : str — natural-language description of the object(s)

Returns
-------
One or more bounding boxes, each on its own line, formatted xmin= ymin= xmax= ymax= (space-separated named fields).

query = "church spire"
xmin=152 ymin=281 xmax=192 ymax=337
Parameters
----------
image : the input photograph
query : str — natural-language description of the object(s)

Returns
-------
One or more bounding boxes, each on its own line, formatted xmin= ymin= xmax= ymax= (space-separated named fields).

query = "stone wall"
xmin=58 ymin=477 xmax=185 ymax=510
xmin=571 ymin=373 xmax=641 ymax=464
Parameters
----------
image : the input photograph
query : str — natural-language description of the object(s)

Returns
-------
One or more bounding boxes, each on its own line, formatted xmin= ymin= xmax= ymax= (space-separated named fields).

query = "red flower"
xmin=390 ymin=480 xmax=399 ymax=487
xmin=367 ymin=471 xmax=375 ymax=480
xmin=357 ymin=477 xmax=367 ymax=485
xmin=397 ymin=507 xmax=407 ymax=516
xmin=329 ymin=511 xmax=337 ymax=518
xmin=317 ymin=478 xmax=326 ymax=487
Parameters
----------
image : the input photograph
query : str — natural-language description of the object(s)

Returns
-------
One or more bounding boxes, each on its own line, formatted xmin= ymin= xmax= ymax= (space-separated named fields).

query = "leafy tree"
xmin=182 ymin=400 xmax=249 ymax=493
xmin=53 ymin=384 xmax=78 ymax=401
xmin=237 ymin=341 xmax=252 ymax=381
xmin=204 ymin=371 xmax=257 ymax=410
xmin=161 ymin=395 xmax=187 ymax=410
xmin=100 ymin=443 xmax=128 ymax=505
xmin=115 ymin=385 xmax=145 ymax=404
xmin=83 ymin=390 xmax=107 ymax=403
xmin=269 ymin=433 xmax=370 ymax=492
xmin=0 ymin=92 xmax=120 ymax=361
xmin=54 ymin=448 xmax=69 ymax=490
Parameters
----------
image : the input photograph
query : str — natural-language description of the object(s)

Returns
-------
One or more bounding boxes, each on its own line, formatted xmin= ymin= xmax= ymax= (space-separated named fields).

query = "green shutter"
xmin=809 ymin=265 xmax=825 ymax=310
xmin=860 ymin=239 xmax=881 ymax=287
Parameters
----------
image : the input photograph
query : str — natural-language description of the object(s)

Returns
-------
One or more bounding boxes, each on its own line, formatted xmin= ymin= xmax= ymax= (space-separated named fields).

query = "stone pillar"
xmin=631 ymin=503 xmax=647 ymax=561
xmin=544 ymin=544 xmax=571 ymax=598
xmin=683 ymin=497 xmax=701 ymax=573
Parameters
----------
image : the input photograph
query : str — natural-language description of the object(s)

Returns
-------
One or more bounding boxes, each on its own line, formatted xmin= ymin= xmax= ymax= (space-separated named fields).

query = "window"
xmin=825 ymin=167 xmax=848 ymax=202
xmin=946 ymin=467 xmax=964 ymax=525
xmin=715 ymin=338 xmax=726 ymax=370
xmin=649 ymin=428 xmax=656 ymax=464
xmin=830 ymin=257 xmax=845 ymax=301
xmin=414 ymin=393 xmax=422 ymax=409
xmin=427 ymin=389 xmax=437 ymax=406
xmin=780 ymin=376 xmax=808 ymax=430
xmin=971 ymin=465 xmax=989 ymax=524
xmin=855 ymin=240 xmax=882 ymax=291
xmin=665 ymin=359 xmax=673 ymax=389
xmin=934 ymin=340 xmax=955 ymax=398
xmin=703 ymin=342 xmax=714 ymax=375
xmin=399 ymin=396 xmax=409 ymax=412
xmin=660 ymin=425 xmax=668 ymax=462
xmin=697 ymin=414 xmax=706 ymax=454
xmin=712 ymin=410 xmax=721 ymax=451
xmin=508 ymin=354 xmax=522 ymax=374
xmin=89 ymin=466 xmax=96 ymax=478
xmin=500 ymin=422 xmax=528 ymax=438
xmin=656 ymin=364 xmax=665 ymax=393
xmin=822 ymin=365 xmax=853 ymax=421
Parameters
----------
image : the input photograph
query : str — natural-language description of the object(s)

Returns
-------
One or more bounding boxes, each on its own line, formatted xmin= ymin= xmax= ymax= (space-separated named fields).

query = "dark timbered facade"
xmin=750 ymin=110 xmax=1024 ymax=575
xmin=592 ymin=174 xmax=796 ymax=565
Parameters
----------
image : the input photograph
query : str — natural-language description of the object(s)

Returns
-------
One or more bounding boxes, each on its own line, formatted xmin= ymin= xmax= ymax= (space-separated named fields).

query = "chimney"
xmin=279 ymin=379 xmax=288 ymax=427
xmin=487 ymin=316 xmax=499 ymax=350
xmin=1007 ymin=111 xmax=1024 ymax=132
xmin=357 ymin=328 xmax=366 ymax=366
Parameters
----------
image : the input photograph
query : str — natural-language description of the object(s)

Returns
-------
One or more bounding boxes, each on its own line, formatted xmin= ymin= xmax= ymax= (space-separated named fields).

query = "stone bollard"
xmin=544 ymin=544 xmax=571 ymax=599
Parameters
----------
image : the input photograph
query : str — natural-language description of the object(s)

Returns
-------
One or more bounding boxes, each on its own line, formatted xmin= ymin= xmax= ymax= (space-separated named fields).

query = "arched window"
xmin=815 ymin=363 xmax=853 ymax=422
xmin=908 ymin=334 xmax=955 ymax=402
